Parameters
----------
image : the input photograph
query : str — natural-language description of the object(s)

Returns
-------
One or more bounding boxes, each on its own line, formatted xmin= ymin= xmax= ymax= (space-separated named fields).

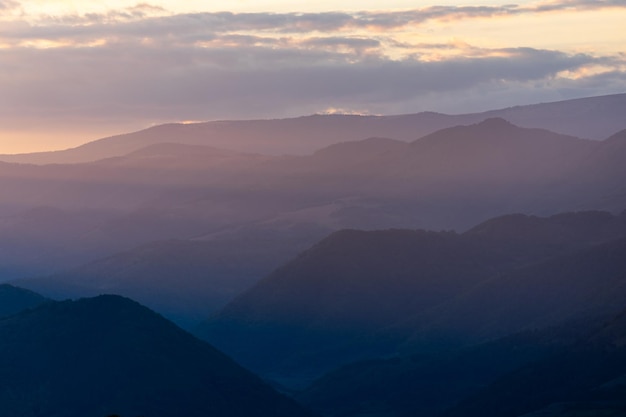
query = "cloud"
xmin=1 ymin=39 xmax=615 ymax=126
xmin=0 ymin=0 xmax=624 ymax=145
xmin=1 ymin=0 xmax=623 ymax=52
xmin=4 ymin=0 xmax=625 ymax=43
xmin=0 ymin=0 xmax=19 ymax=10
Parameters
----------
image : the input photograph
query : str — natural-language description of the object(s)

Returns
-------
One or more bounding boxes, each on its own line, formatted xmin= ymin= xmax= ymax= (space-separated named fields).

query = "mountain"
xmin=479 ymin=92 xmax=626 ymax=140
xmin=0 ymin=294 xmax=315 ymax=417
xmin=568 ymin=128 xmax=626 ymax=212
xmin=0 ymin=284 xmax=48 ymax=317
xmin=465 ymin=209 xmax=626 ymax=245
xmin=412 ymin=235 xmax=626 ymax=348
xmin=0 ymin=113 xmax=466 ymax=164
xmin=0 ymin=145 xmax=283 ymax=278
xmin=15 ymin=224 xmax=326 ymax=327
xmin=442 ymin=309 xmax=626 ymax=417
xmin=298 ymin=309 xmax=626 ymax=417
xmin=1 ymin=93 xmax=624 ymax=165
xmin=1 ymin=117 xmax=625 ymax=300
xmin=246 ymin=118 xmax=613 ymax=231
xmin=197 ymin=229 xmax=504 ymax=379
xmin=297 ymin=314 xmax=604 ymax=417
xmin=93 ymin=142 xmax=272 ymax=175
xmin=401 ymin=118 xmax=594 ymax=183
xmin=197 ymin=211 xmax=626 ymax=381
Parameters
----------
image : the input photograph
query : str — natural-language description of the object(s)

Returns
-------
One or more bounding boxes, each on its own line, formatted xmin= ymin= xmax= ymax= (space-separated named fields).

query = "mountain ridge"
xmin=1 ymin=93 xmax=624 ymax=165
xmin=197 ymin=210 xmax=626 ymax=380
xmin=0 ymin=294 xmax=316 ymax=417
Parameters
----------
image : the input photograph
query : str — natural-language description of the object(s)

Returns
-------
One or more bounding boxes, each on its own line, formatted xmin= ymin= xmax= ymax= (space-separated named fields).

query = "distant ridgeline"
xmin=6 ymin=117 xmax=626 ymax=326
xmin=0 ymin=93 xmax=625 ymax=417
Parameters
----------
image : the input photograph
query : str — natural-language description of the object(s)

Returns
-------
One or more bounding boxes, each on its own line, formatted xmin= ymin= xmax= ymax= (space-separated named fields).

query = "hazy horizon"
xmin=1 ymin=0 xmax=625 ymax=153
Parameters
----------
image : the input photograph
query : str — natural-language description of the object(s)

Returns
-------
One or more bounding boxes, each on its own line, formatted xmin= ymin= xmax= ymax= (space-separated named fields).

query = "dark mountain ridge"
xmin=0 ymin=294 xmax=315 ymax=417
xmin=0 ymin=284 xmax=48 ymax=317
xmin=197 ymin=210 xmax=626 ymax=380
xmin=441 ymin=309 xmax=626 ymax=417
xmin=399 ymin=236 xmax=626 ymax=352
xmin=299 ymin=308 xmax=626 ymax=417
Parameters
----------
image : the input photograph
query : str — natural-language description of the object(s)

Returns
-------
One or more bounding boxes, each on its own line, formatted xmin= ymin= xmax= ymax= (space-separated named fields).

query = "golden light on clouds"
xmin=0 ymin=0 xmax=624 ymax=153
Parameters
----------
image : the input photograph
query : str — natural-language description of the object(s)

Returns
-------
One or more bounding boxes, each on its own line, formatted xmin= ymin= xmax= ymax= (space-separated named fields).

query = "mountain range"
xmin=17 ymin=228 xmax=323 ymax=327
xmin=0 ymin=293 xmax=315 ymax=417
xmin=3 ymin=93 xmax=626 ymax=329
xmin=1 ymin=93 xmax=624 ymax=164
xmin=1 ymin=93 xmax=626 ymax=417
xmin=298 ymin=308 xmax=626 ymax=417
xmin=197 ymin=210 xmax=626 ymax=381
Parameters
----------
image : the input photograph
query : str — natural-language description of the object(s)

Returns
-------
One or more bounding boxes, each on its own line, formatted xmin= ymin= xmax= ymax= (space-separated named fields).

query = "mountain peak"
xmin=604 ymin=128 xmax=626 ymax=144
xmin=0 ymin=295 xmax=315 ymax=417
xmin=476 ymin=117 xmax=516 ymax=129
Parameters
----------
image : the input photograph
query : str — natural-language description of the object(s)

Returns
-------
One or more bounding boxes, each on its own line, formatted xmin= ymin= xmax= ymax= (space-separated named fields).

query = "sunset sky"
xmin=1 ymin=0 xmax=625 ymax=153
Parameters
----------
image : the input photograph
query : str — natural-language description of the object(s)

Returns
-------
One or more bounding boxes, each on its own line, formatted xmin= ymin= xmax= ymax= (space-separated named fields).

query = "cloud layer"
xmin=1 ymin=1 xmax=625 ymax=150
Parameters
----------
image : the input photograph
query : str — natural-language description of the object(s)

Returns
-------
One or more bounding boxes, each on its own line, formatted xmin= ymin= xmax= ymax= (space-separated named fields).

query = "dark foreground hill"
xmin=298 ymin=309 xmax=626 ymax=417
xmin=0 ymin=295 xmax=315 ymax=417
xmin=0 ymin=284 xmax=48 ymax=317
xmin=441 ymin=309 xmax=626 ymax=417
xmin=197 ymin=210 xmax=626 ymax=381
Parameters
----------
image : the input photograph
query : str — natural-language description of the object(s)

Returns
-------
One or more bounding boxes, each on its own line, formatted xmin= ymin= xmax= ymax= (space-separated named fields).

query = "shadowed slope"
xmin=0 ymin=284 xmax=48 ymax=317
xmin=442 ymin=309 xmax=626 ymax=417
xmin=0 ymin=295 xmax=316 ymax=417
xmin=197 ymin=211 xmax=626 ymax=381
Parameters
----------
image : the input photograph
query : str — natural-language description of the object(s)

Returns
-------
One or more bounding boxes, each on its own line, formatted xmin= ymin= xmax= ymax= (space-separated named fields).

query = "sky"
xmin=0 ymin=0 xmax=625 ymax=153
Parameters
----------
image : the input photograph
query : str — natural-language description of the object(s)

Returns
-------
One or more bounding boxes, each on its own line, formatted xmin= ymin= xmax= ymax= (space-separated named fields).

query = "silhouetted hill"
xmin=479 ymin=92 xmax=626 ymax=140
xmin=198 ymin=211 xmax=626 ymax=382
xmin=420 ymin=236 xmax=626 ymax=346
xmin=252 ymin=119 xmax=610 ymax=232
xmin=396 ymin=118 xmax=594 ymax=184
xmin=298 ymin=313 xmax=606 ymax=417
xmin=0 ymin=113 xmax=461 ymax=164
xmin=1 ymin=93 xmax=623 ymax=164
xmin=604 ymin=128 xmax=626 ymax=146
xmin=0 ymin=284 xmax=47 ymax=317
xmin=0 ymin=295 xmax=315 ymax=417
xmin=442 ymin=309 xmax=626 ymax=417
xmin=466 ymin=210 xmax=626 ymax=243
xmin=198 ymin=229 xmax=507 ymax=376
xmin=298 ymin=309 xmax=626 ymax=417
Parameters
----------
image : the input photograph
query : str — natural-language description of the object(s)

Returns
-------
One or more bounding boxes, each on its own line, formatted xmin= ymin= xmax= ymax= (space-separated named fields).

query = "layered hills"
xmin=0 ymin=94 xmax=625 ymax=416
xmin=0 ymin=294 xmax=315 ymax=417
xmin=197 ymin=210 xmax=626 ymax=380
xmin=3 ymin=97 xmax=626 ymax=326
xmin=1 ymin=93 xmax=624 ymax=165
xmin=18 ymin=226 xmax=325 ymax=327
